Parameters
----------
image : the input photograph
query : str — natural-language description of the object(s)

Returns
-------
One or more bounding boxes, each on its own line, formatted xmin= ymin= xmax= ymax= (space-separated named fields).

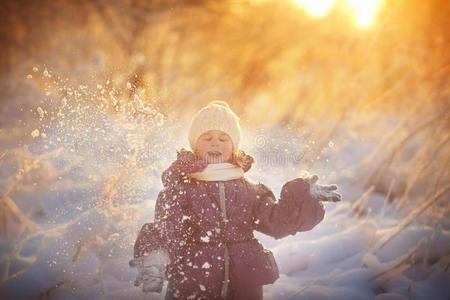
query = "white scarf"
xmin=189 ymin=163 xmax=244 ymax=181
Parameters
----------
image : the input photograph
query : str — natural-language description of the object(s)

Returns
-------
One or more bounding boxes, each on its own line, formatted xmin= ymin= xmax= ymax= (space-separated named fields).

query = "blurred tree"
xmin=0 ymin=0 xmax=448 ymax=124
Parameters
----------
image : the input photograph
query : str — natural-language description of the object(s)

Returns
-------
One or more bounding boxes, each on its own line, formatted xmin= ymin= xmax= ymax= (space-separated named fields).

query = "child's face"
xmin=195 ymin=130 xmax=233 ymax=164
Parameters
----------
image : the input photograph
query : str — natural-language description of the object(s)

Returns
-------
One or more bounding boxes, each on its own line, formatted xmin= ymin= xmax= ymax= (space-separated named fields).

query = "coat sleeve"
xmin=133 ymin=221 xmax=161 ymax=258
xmin=252 ymin=178 xmax=325 ymax=239
xmin=161 ymin=161 xmax=184 ymax=189
xmin=133 ymin=186 xmax=189 ymax=261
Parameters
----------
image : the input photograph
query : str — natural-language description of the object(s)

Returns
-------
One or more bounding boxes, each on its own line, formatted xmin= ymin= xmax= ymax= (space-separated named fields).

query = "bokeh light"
xmin=294 ymin=0 xmax=336 ymax=17
xmin=294 ymin=0 xmax=382 ymax=27
xmin=346 ymin=0 xmax=382 ymax=27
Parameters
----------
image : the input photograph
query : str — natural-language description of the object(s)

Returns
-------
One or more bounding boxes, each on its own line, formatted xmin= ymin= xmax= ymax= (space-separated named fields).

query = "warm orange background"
xmin=1 ymin=0 xmax=448 ymax=125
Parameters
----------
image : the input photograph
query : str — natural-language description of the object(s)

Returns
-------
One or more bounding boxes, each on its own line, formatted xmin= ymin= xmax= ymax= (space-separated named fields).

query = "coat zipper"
xmin=218 ymin=182 xmax=230 ymax=299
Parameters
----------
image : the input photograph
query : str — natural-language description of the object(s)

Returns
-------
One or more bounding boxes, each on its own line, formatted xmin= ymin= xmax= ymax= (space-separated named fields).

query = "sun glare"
xmin=294 ymin=0 xmax=336 ymax=18
xmin=346 ymin=0 xmax=381 ymax=27
xmin=294 ymin=0 xmax=381 ymax=27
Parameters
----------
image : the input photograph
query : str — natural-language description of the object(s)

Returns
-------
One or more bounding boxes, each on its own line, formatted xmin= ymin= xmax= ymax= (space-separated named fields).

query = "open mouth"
xmin=206 ymin=150 xmax=222 ymax=157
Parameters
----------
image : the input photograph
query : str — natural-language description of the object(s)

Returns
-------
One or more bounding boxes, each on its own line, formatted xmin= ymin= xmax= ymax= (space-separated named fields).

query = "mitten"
xmin=234 ymin=150 xmax=255 ymax=172
xmin=129 ymin=250 xmax=170 ymax=293
xmin=162 ymin=148 xmax=208 ymax=187
xmin=307 ymin=175 xmax=342 ymax=202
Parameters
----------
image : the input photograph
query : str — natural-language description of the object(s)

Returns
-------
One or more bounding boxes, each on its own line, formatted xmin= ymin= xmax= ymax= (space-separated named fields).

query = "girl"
xmin=130 ymin=101 xmax=341 ymax=299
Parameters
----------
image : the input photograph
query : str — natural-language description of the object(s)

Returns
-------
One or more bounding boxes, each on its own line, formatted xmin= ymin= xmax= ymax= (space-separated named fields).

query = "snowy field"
xmin=0 ymin=76 xmax=449 ymax=300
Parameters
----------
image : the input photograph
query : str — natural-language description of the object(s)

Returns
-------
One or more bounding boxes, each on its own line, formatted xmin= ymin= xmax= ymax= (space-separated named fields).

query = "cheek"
xmin=195 ymin=141 xmax=209 ymax=159
xmin=221 ymin=143 xmax=233 ymax=160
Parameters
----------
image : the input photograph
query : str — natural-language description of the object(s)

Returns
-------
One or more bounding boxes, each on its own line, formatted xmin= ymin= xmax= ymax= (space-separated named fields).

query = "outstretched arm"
xmin=252 ymin=178 xmax=326 ymax=239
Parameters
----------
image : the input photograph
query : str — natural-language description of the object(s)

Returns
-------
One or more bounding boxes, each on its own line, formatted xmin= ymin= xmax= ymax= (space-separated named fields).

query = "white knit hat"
xmin=188 ymin=101 xmax=241 ymax=152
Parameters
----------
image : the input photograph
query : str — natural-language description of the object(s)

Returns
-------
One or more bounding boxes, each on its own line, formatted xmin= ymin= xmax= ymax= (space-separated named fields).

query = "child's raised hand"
xmin=307 ymin=175 xmax=342 ymax=202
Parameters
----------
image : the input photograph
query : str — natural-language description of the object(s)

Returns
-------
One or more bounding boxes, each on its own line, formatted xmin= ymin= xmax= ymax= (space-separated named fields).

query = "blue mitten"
xmin=307 ymin=175 xmax=341 ymax=202
xmin=129 ymin=250 xmax=170 ymax=293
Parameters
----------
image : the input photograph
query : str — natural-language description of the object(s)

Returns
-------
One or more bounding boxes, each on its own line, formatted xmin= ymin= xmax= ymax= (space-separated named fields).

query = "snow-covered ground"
xmin=0 ymin=78 xmax=449 ymax=299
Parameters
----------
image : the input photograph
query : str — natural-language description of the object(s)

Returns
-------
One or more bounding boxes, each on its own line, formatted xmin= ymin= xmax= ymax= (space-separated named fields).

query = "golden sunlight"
xmin=345 ymin=0 xmax=381 ymax=27
xmin=294 ymin=0 xmax=381 ymax=27
xmin=294 ymin=0 xmax=336 ymax=17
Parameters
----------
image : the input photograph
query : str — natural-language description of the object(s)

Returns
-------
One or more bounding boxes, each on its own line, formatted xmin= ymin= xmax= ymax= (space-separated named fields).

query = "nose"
xmin=210 ymin=137 xmax=220 ymax=147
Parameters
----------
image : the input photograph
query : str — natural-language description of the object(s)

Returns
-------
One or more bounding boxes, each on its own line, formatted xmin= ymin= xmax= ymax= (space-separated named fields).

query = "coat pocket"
xmin=229 ymin=241 xmax=279 ymax=286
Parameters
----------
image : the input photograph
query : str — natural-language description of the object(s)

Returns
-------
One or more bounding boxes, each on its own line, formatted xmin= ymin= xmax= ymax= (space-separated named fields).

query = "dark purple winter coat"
xmin=134 ymin=161 xmax=325 ymax=299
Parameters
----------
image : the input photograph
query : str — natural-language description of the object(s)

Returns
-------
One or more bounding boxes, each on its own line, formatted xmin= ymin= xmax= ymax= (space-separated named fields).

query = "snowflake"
xmin=187 ymin=293 xmax=197 ymax=300
xmin=202 ymin=262 xmax=211 ymax=269
xmin=31 ymin=129 xmax=40 ymax=138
